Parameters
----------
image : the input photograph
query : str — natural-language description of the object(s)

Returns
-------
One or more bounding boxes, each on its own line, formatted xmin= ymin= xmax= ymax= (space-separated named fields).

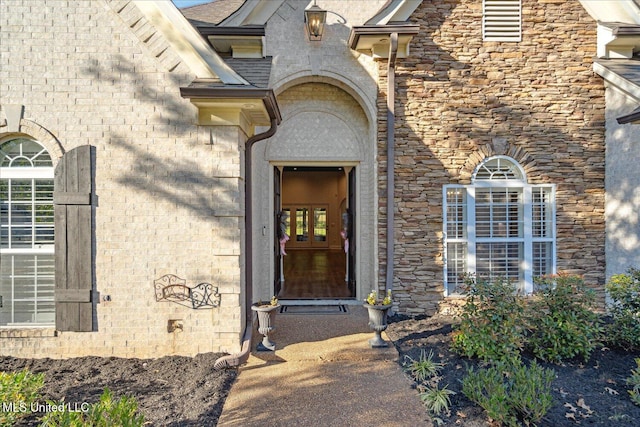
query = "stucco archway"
xmin=251 ymin=79 xmax=377 ymax=303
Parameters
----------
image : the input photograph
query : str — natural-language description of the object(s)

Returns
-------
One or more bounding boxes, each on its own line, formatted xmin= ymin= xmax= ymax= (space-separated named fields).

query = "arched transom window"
xmin=0 ymin=137 xmax=55 ymax=326
xmin=443 ymin=156 xmax=556 ymax=295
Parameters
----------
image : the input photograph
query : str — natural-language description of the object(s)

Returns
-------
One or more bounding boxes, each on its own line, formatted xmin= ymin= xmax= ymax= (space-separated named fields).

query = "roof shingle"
xmin=180 ymin=0 xmax=246 ymax=25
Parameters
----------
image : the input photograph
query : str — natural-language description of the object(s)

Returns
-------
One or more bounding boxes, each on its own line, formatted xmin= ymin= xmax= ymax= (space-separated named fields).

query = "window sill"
xmin=0 ymin=327 xmax=57 ymax=338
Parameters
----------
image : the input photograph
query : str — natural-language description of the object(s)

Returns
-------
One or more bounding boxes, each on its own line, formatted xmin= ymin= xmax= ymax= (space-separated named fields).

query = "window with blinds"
xmin=483 ymin=0 xmax=522 ymax=42
xmin=0 ymin=138 xmax=55 ymax=326
xmin=443 ymin=156 xmax=556 ymax=295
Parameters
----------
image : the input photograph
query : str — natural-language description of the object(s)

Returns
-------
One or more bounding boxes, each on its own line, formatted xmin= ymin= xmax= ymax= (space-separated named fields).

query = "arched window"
xmin=0 ymin=137 xmax=55 ymax=326
xmin=443 ymin=156 xmax=555 ymax=295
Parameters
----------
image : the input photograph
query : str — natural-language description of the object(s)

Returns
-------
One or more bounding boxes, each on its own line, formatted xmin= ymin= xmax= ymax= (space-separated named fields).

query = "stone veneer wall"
xmin=377 ymin=0 xmax=606 ymax=314
xmin=0 ymin=0 xmax=245 ymax=358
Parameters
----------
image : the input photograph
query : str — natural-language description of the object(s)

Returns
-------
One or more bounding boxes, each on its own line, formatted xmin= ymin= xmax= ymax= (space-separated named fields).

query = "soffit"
xmin=180 ymin=83 xmax=281 ymax=133
xmin=349 ymin=24 xmax=420 ymax=59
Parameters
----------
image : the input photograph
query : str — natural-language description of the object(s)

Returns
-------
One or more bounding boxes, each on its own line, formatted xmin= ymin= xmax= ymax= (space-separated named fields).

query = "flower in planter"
xmin=255 ymin=296 xmax=279 ymax=308
xmin=366 ymin=289 xmax=392 ymax=306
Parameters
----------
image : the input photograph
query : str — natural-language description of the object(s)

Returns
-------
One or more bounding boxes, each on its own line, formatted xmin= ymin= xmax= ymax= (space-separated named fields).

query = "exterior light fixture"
xmin=304 ymin=1 xmax=327 ymax=41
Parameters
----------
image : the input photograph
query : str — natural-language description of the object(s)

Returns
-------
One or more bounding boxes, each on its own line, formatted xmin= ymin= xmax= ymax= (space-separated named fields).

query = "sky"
xmin=171 ymin=0 xmax=211 ymax=8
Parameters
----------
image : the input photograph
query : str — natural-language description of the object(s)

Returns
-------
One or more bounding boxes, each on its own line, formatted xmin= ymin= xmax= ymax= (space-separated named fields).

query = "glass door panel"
xmin=313 ymin=207 xmax=327 ymax=243
xmin=283 ymin=205 xmax=328 ymax=248
xmin=295 ymin=208 xmax=309 ymax=242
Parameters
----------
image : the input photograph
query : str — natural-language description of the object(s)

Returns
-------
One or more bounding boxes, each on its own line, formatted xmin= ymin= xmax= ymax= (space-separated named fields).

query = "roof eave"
xmin=617 ymin=106 xmax=640 ymax=124
xmin=349 ymin=24 xmax=420 ymax=59
xmin=180 ymin=85 xmax=281 ymax=134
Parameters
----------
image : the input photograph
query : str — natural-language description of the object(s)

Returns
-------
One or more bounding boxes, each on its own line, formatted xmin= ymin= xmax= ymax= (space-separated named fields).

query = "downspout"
xmin=385 ymin=32 xmax=398 ymax=294
xmin=214 ymin=117 xmax=278 ymax=370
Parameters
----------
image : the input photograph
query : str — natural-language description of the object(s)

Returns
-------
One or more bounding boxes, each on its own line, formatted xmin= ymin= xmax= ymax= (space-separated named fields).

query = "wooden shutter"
xmin=483 ymin=0 xmax=521 ymax=42
xmin=54 ymin=145 xmax=96 ymax=332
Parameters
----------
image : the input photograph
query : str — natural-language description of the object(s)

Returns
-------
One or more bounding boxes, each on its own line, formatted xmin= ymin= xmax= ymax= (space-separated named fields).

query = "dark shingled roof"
xmin=596 ymin=58 xmax=640 ymax=88
xmin=223 ymin=57 xmax=272 ymax=88
xmin=180 ymin=0 xmax=246 ymax=25
xmin=179 ymin=57 xmax=272 ymax=89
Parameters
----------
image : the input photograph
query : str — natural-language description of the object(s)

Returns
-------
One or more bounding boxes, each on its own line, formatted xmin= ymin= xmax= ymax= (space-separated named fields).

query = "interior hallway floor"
xmin=278 ymin=249 xmax=352 ymax=299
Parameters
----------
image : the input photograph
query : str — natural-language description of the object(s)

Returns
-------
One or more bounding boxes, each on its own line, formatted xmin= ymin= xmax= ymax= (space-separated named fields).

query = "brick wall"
xmin=377 ymin=0 xmax=606 ymax=314
xmin=0 ymin=0 xmax=245 ymax=357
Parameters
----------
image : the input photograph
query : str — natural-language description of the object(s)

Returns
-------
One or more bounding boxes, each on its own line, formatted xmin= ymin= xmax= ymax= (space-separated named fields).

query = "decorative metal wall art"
xmin=154 ymin=274 xmax=221 ymax=309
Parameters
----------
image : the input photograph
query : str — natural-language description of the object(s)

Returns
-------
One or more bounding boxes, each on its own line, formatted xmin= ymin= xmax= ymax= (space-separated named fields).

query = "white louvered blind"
xmin=483 ymin=0 xmax=522 ymax=42
xmin=442 ymin=157 xmax=556 ymax=296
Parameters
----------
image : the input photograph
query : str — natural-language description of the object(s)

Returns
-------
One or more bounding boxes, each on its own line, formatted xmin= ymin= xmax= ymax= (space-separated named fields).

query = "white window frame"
xmin=0 ymin=138 xmax=55 ymax=327
xmin=443 ymin=156 xmax=556 ymax=296
xmin=482 ymin=0 xmax=522 ymax=42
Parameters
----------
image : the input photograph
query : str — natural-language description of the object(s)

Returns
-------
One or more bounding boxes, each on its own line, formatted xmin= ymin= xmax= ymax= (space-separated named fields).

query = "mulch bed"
xmin=2 ymin=313 xmax=640 ymax=426
xmin=386 ymin=313 xmax=640 ymax=426
xmin=1 ymin=353 xmax=236 ymax=426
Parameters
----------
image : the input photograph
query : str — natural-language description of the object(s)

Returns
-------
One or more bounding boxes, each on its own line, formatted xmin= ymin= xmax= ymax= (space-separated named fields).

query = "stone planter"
xmin=363 ymin=303 xmax=392 ymax=348
xmin=251 ymin=303 xmax=280 ymax=351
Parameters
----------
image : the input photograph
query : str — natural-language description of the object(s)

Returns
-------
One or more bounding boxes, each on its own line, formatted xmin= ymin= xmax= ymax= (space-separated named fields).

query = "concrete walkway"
xmin=217 ymin=305 xmax=431 ymax=427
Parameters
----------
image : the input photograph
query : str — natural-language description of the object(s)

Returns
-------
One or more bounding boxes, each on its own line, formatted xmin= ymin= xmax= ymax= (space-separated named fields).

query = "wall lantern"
xmin=304 ymin=1 xmax=327 ymax=41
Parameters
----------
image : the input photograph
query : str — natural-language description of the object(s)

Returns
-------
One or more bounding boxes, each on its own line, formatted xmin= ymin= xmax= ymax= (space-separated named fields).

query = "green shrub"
xmin=39 ymin=387 xmax=145 ymax=427
xmin=0 ymin=369 xmax=45 ymax=426
xmin=451 ymin=276 xmax=525 ymax=364
xmin=462 ymin=363 xmax=514 ymax=426
xmin=509 ymin=361 xmax=555 ymax=424
xmin=527 ymin=274 xmax=602 ymax=363
xmin=462 ymin=361 xmax=555 ymax=427
xmin=627 ymin=358 xmax=640 ymax=407
xmin=606 ymin=268 xmax=640 ymax=351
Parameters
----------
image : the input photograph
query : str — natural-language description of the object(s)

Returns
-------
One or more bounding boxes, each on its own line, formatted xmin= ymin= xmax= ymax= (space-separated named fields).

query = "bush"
xmin=461 ymin=363 xmax=513 ymax=425
xmin=451 ymin=276 xmax=525 ymax=364
xmin=462 ymin=361 xmax=555 ymax=427
xmin=39 ymin=387 xmax=145 ymax=427
xmin=526 ymin=274 xmax=602 ymax=363
xmin=509 ymin=361 xmax=555 ymax=424
xmin=0 ymin=369 xmax=45 ymax=426
xmin=606 ymin=268 xmax=640 ymax=351
xmin=627 ymin=358 xmax=640 ymax=407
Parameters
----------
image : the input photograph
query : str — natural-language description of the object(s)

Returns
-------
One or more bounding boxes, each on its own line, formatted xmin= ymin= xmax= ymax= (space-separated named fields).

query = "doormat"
xmin=279 ymin=305 xmax=349 ymax=315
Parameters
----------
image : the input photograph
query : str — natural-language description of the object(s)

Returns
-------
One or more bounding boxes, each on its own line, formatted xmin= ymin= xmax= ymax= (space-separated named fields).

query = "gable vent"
xmin=483 ymin=0 xmax=522 ymax=42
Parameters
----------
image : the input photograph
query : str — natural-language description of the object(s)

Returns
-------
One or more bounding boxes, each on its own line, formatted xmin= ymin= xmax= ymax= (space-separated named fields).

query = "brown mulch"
xmin=386 ymin=313 xmax=640 ymax=426
xmin=1 ymin=353 xmax=236 ymax=426
xmin=2 ymin=313 xmax=640 ymax=426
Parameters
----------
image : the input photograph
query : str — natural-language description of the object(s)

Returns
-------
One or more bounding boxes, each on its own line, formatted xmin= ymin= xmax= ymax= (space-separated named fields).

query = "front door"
xmin=276 ymin=166 xmax=354 ymax=299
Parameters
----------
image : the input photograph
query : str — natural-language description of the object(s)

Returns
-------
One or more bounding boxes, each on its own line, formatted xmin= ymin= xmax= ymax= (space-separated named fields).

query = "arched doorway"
xmin=252 ymin=81 xmax=375 ymax=302
xmin=275 ymin=166 xmax=355 ymax=299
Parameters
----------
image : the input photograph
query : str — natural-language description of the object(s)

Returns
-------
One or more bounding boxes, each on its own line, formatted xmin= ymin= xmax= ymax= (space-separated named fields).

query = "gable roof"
xmin=594 ymin=59 xmax=640 ymax=124
xmin=365 ymin=0 xmax=423 ymax=25
xmin=112 ymin=0 xmax=249 ymax=84
xmin=180 ymin=0 xmax=246 ymax=25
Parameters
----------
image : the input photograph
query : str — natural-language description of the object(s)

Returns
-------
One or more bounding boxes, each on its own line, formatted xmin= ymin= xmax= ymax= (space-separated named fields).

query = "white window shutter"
xmin=483 ymin=0 xmax=522 ymax=42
